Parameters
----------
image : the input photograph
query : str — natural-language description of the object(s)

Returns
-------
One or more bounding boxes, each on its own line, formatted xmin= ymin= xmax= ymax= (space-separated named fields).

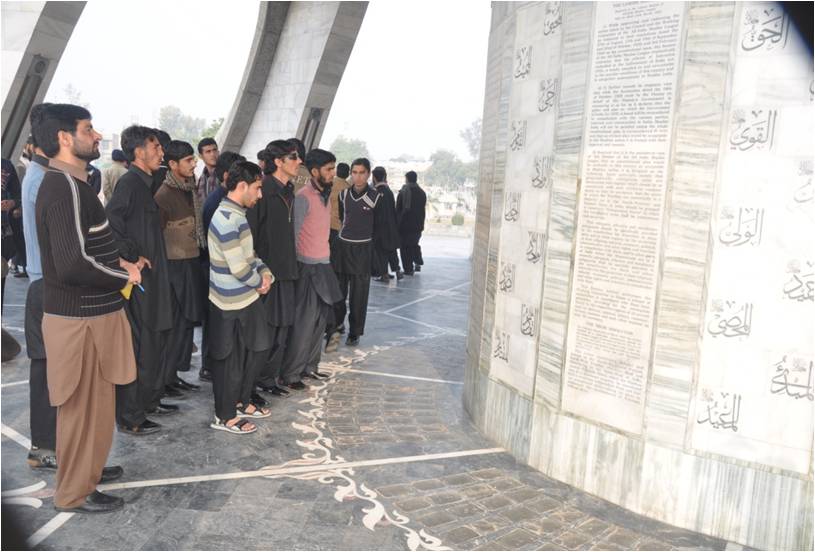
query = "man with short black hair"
xmin=330 ymin=158 xmax=379 ymax=348
xmin=107 ymin=125 xmax=177 ymax=435
xmin=35 ymin=103 xmax=141 ymax=512
xmin=247 ymin=140 xmax=301 ymax=399
xmin=397 ymin=171 xmax=427 ymax=275
xmin=199 ymin=150 xmax=246 ymax=383
xmin=196 ymin=137 xmax=219 ymax=206
xmin=371 ymin=166 xmax=402 ymax=282
xmin=281 ymin=149 xmax=342 ymax=388
xmin=207 ymin=161 xmax=272 ymax=434
xmin=102 ymin=149 xmax=128 ymax=204
xmin=155 ymin=140 xmax=205 ymax=396
xmin=21 ymin=103 xmax=58 ymax=470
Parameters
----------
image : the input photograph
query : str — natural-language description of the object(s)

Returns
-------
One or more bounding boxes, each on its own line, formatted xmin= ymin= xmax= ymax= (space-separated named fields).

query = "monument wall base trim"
xmin=466 ymin=366 xmax=813 ymax=551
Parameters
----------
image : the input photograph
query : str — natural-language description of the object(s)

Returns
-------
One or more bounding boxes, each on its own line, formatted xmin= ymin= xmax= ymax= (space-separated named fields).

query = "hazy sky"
xmin=46 ymin=0 xmax=491 ymax=162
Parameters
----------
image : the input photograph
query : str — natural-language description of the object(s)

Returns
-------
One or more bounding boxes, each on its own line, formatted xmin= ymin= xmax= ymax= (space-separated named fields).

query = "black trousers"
xmin=166 ymin=295 xmax=195 ymax=381
xmin=282 ymin=282 xmax=332 ymax=383
xmin=373 ymin=246 xmax=400 ymax=276
xmin=334 ymin=272 xmax=371 ymax=338
xmin=210 ymin=314 xmax=266 ymax=422
xmin=199 ymin=260 xmax=211 ymax=373
xmin=116 ymin=305 xmax=169 ymax=427
xmin=25 ymin=279 xmax=56 ymax=450
xmin=256 ymin=325 xmax=290 ymax=387
xmin=400 ymin=232 xmax=422 ymax=271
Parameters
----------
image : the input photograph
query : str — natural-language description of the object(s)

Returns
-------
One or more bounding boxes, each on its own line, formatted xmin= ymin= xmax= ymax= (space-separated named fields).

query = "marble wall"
xmin=464 ymin=2 xmax=814 ymax=550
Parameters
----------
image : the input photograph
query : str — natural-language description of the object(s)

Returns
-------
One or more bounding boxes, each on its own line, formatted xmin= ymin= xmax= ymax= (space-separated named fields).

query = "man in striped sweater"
xmin=34 ymin=104 xmax=142 ymax=513
xmin=207 ymin=161 xmax=273 ymax=434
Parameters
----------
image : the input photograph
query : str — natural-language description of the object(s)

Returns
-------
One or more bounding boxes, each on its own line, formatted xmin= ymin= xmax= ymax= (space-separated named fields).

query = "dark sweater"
xmin=246 ymin=175 xmax=298 ymax=281
xmin=36 ymin=163 xmax=130 ymax=317
xmin=338 ymin=185 xmax=379 ymax=243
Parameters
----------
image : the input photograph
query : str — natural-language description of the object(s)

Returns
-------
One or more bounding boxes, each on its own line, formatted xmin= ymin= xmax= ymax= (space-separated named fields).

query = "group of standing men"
xmin=13 ymin=101 xmax=427 ymax=514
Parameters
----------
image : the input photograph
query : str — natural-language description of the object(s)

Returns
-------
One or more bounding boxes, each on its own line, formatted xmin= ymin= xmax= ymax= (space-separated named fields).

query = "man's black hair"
xmin=304 ymin=149 xmax=336 ymax=172
xmin=28 ymin=103 xmax=53 ymax=149
xmin=215 ymin=151 xmax=246 ymax=183
xmin=164 ymin=140 xmax=195 ymax=164
xmin=288 ymin=137 xmax=306 ymax=161
xmin=225 ymin=161 xmax=262 ymax=192
xmin=36 ymin=103 xmax=92 ymax=158
xmin=121 ymin=125 xmax=158 ymax=163
xmin=351 ymin=157 xmax=371 ymax=172
xmin=197 ymin=137 xmax=218 ymax=154
xmin=372 ymin=166 xmax=387 ymax=183
xmin=405 ymin=170 xmax=418 ymax=184
xmin=153 ymin=129 xmax=172 ymax=150
xmin=336 ymin=163 xmax=350 ymax=179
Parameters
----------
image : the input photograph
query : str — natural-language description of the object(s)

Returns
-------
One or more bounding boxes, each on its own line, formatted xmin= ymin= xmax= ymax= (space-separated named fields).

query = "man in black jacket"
xmin=106 ymin=125 xmax=177 ymax=435
xmin=371 ymin=166 xmax=402 ymax=282
xmin=247 ymin=139 xmax=302 ymax=399
xmin=396 ymin=171 xmax=427 ymax=275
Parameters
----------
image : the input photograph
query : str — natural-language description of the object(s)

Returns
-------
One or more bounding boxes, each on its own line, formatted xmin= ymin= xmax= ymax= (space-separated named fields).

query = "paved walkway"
xmin=1 ymin=253 xmax=728 ymax=550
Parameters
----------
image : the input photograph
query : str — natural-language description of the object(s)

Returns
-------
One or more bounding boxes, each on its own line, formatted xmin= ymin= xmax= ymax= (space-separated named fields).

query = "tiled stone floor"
xmin=1 ymin=245 xmax=735 ymax=550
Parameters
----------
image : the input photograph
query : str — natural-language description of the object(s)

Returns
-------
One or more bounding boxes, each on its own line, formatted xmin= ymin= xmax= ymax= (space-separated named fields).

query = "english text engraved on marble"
xmin=561 ymin=2 xmax=685 ymax=435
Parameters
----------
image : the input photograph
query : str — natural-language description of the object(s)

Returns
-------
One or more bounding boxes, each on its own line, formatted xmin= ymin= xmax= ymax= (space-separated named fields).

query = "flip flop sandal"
xmin=210 ymin=417 xmax=257 ymax=434
xmin=237 ymin=405 xmax=271 ymax=419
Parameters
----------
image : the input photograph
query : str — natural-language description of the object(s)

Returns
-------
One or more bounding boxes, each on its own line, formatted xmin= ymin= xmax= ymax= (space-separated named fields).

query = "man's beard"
xmin=74 ymin=144 xmax=100 ymax=162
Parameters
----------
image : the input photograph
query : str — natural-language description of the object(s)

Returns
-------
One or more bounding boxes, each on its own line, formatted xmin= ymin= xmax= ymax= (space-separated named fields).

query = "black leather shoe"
xmin=345 ymin=336 xmax=360 ymax=346
xmin=163 ymin=384 xmax=186 ymax=399
xmin=403 ymin=270 xmax=415 ymax=276
xmin=199 ymin=368 xmax=213 ymax=382
xmin=27 ymin=449 xmax=58 ymax=470
xmin=337 ymin=324 xmax=346 ymax=335
xmin=55 ymin=490 xmax=124 ymax=514
xmin=175 ymin=377 xmax=200 ymax=391
xmin=396 ymin=271 xmax=404 ymax=280
xmin=271 ymin=385 xmax=290 ymax=397
xmin=147 ymin=403 xmax=179 ymax=415
xmin=304 ymin=371 xmax=329 ymax=380
xmin=387 ymin=273 xmax=395 ymax=279
xmin=118 ymin=419 xmax=161 ymax=435
xmin=414 ymin=265 xmax=422 ymax=272
xmin=258 ymin=384 xmax=290 ymax=397
xmin=100 ymin=465 xmax=123 ymax=483
xmin=251 ymin=393 xmax=269 ymax=408
xmin=286 ymin=381 xmax=307 ymax=391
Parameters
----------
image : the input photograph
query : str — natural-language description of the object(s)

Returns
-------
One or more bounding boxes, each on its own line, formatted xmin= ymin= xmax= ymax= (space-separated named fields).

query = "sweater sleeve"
xmin=293 ymin=194 xmax=309 ymax=244
xmin=42 ymin=186 xmax=129 ymax=289
xmin=105 ymin=177 xmax=141 ymax=262
xmin=215 ymin=218 xmax=263 ymax=289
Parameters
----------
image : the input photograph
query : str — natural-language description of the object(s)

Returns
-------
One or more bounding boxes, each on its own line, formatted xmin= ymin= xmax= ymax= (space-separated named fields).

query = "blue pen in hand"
xmin=137 ymin=284 xmax=145 ymax=292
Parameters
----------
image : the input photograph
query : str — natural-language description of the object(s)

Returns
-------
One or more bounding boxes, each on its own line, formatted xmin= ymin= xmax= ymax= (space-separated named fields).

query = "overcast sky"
xmin=45 ymin=0 xmax=491 ymax=162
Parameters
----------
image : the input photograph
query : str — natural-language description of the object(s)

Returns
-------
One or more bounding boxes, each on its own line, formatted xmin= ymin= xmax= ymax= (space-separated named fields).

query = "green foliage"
xmin=158 ymin=105 xmax=206 ymax=146
xmin=451 ymin=212 xmax=465 ymax=226
xmin=425 ymin=149 xmax=470 ymax=190
xmin=199 ymin=118 xmax=224 ymax=143
xmin=329 ymin=135 xmax=370 ymax=164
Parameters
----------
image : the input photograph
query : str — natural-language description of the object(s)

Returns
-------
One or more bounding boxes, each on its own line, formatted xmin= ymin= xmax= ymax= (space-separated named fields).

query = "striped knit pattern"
xmin=207 ymin=197 xmax=272 ymax=311
xmin=36 ymin=169 xmax=130 ymax=317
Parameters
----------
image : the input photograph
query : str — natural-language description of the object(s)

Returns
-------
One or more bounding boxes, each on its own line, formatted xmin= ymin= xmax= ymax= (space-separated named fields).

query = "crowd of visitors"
xmin=0 ymin=102 xmax=427 ymax=514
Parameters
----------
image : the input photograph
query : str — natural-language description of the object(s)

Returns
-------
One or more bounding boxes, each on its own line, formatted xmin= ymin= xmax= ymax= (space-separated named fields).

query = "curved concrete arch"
xmin=1 ymin=1 xmax=85 ymax=157
xmin=218 ymin=1 xmax=367 ymax=159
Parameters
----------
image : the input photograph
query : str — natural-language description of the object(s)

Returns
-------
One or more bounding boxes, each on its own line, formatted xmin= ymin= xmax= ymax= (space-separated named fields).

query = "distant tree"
xmin=198 ymin=117 xmax=224 ymax=144
xmin=158 ymin=105 xmax=205 ymax=145
xmin=329 ymin=135 xmax=370 ymax=164
xmin=459 ymin=118 xmax=482 ymax=159
xmin=425 ymin=149 xmax=468 ymax=190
